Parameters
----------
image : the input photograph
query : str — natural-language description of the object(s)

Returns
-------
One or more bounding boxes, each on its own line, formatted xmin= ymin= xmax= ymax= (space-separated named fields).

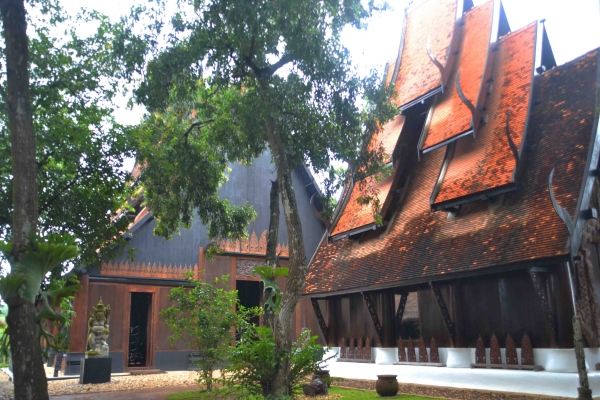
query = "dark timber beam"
xmin=310 ymin=299 xmax=329 ymax=343
xmin=395 ymin=292 xmax=408 ymax=338
xmin=529 ymin=270 xmax=558 ymax=348
xmin=430 ymin=282 xmax=456 ymax=346
xmin=362 ymin=292 xmax=384 ymax=344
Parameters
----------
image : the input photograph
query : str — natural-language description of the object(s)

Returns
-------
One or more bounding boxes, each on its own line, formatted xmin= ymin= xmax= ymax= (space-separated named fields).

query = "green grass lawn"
xmin=167 ymin=386 xmax=441 ymax=399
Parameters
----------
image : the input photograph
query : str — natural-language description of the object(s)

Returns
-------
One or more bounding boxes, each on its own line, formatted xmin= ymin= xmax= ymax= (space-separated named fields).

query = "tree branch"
xmin=176 ymin=119 xmax=215 ymax=144
xmin=261 ymin=53 xmax=292 ymax=77
xmin=39 ymin=172 xmax=79 ymax=214
xmin=37 ymin=151 xmax=54 ymax=169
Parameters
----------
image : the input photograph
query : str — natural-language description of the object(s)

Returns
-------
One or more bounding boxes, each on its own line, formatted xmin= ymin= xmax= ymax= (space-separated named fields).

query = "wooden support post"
xmin=362 ymin=292 xmax=384 ymax=344
xmin=311 ymin=299 xmax=329 ymax=343
xmin=395 ymin=292 xmax=408 ymax=339
xmin=430 ymin=282 xmax=456 ymax=346
xmin=574 ymin=315 xmax=593 ymax=399
xmin=529 ymin=270 xmax=558 ymax=347
xmin=53 ymin=353 xmax=63 ymax=377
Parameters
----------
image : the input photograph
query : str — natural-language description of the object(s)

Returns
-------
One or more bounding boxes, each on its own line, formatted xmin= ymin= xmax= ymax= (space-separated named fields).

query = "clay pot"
xmin=375 ymin=374 xmax=399 ymax=397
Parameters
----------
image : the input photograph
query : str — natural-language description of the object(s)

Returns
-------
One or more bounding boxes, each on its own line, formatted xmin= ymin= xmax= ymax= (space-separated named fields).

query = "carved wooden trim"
xmin=311 ymin=299 xmax=328 ymax=342
xmin=475 ymin=335 xmax=486 ymax=364
xmin=236 ymin=259 xmax=262 ymax=278
xmin=101 ymin=261 xmax=196 ymax=280
xmin=418 ymin=338 xmax=428 ymax=363
xmin=529 ymin=271 xmax=558 ymax=347
xmin=217 ymin=230 xmax=289 ymax=257
xmin=397 ymin=338 xmax=406 ymax=362
xmin=395 ymin=292 xmax=408 ymax=338
xmin=356 ymin=337 xmax=364 ymax=359
xmin=430 ymin=283 xmax=456 ymax=345
xmin=339 ymin=337 xmax=347 ymax=358
xmin=429 ymin=338 xmax=440 ymax=363
xmin=364 ymin=337 xmax=372 ymax=360
xmin=363 ymin=292 xmax=384 ymax=344
xmin=348 ymin=337 xmax=355 ymax=359
xmin=505 ymin=334 xmax=518 ymax=365
xmin=490 ymin=333 xmax=501 ymax=365
xmin=407 ymin=339 xmax=416 ymax=362
xmin=521 ymin=332 xmax=534 ymax=366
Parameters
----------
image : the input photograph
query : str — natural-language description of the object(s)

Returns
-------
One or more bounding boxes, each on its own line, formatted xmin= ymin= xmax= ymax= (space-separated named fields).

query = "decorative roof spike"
xmin=505 ymin=110 xmax=520 ymax=164
xmin=427 ymin=35 xmax=445 ymax=92
xmin=455 ymin=70 xmax=476 ymax=134
xmin=548 ymin=168 xmax=579 ymax=298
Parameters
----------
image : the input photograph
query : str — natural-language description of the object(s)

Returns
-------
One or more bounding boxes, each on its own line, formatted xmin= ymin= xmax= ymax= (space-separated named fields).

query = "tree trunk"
xmin=264 ymin=116 xmax=308 ymax=397
xmin=1 ymin=0 xmax=38 ymax=258
xmin=263 ymin=179 xmax=280 ymax=330
xmin=6 ymin=297 xmax=49 ymax=400
xmin=1 ymin=1 xmax=47 ymax=399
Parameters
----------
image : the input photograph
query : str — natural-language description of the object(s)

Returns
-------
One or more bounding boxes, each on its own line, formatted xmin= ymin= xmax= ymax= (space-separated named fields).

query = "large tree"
xmin=0 ymin=1 xmax=143 ymax=398
xmin=134 ymin=0 xmax=396 ymax=396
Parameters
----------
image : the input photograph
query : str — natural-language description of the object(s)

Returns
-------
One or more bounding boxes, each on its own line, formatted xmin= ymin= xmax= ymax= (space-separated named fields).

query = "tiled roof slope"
xmin=329 ymin=173 xmax=395 ymax=237
xmin=305 ymin=49 xmax=599 ymax=295
xmin=393 ymin=0 xmax=457 ymax=108
xmin=330 ymin=115 xmax=405 ymax=236
xmin=434 ymin=22 xmax=537 ymax=204
xmin=422 ymin=1 xmax=494 ymax=151
xmin=368 ymin=115 xmax=405 ymax=165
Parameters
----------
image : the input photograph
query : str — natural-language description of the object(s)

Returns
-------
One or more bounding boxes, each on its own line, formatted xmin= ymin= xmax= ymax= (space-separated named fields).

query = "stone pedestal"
xmin=79 ymin=357 xmax=111 ymax=384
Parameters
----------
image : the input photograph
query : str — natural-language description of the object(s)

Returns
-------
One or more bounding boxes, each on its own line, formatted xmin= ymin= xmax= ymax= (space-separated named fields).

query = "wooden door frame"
xmin=124 ymin=285 xmax=157 ymax=371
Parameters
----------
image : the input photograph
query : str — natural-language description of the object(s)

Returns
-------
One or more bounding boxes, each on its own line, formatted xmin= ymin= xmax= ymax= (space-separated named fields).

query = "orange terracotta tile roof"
xmin=305 ymin=49 xmax=599 ymax=295
xmin=329 ymin=172 xmax=395 ymax=237
xmin=131 ymin=163 xmax=143 ymax=180
xmin=392 ymin=0 xmax=458 ymax=108
xmin=433 ymin=22 xmax=537 ymax=205
xmin=127 ymin=206 xmax=149 ymax=231
xmin=421 ymin=1 xmax=494 ymax=151
xmin=330 ymin=115 xmax=405 ymax=237
xmin=368 ymin=115 xmax=405 ymax=164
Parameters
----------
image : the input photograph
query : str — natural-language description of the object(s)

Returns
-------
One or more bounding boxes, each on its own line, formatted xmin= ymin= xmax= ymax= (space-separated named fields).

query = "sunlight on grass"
xmin=167 ymin=386 xmax=442 ymax=400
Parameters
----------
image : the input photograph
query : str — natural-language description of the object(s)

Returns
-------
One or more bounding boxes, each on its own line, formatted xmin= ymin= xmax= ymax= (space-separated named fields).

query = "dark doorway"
xmin=236 ymin=280 xmax=261 ymax=326
xmin=128 ymin=292 xmax=152 ymax=367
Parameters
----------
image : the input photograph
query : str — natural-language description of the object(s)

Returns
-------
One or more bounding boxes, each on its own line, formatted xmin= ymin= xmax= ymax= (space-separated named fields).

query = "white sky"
xmin=65 ymin=0 xmax=600 ymax=131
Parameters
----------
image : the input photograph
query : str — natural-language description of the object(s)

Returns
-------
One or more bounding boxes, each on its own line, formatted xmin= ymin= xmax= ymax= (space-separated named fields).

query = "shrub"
xmin=161 ymin=273 xmax=240 ymax=392
xmin=224 ymin=324 xmax=325 ymax=397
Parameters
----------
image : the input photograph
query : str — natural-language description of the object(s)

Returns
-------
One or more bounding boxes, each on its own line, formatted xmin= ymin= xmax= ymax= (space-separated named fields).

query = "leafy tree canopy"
xmin=130 ymin=0 xmax=397 ymax=239
xmin=0 ymin=3 xmax=148 ymax=269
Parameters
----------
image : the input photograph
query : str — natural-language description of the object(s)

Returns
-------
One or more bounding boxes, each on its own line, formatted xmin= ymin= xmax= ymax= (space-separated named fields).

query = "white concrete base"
xmin=319 ymin=347 xmax=600 ymax=398
xmin=322 ymin=360 xmax=600 ymax=398
xmin=446 ymin=348 xmax=471 ymax=368
xmin=373 ymin=348 xmax=396 ymax=364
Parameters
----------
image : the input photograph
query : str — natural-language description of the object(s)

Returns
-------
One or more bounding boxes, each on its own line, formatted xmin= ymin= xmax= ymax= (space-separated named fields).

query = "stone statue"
xmin=85 ymin=298 xmax=111 ymax=358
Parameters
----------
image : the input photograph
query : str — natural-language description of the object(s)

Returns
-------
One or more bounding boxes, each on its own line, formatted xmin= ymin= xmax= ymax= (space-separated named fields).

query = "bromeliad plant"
xmin=252 ymin=265 xmax=289 ymax=316
xmin=0 ymin=233 xmax=79 ymax=359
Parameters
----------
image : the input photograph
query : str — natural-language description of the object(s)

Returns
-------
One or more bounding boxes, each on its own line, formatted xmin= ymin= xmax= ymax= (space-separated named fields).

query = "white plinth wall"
xmin=321 ymin=346 xmax=600 ymax=398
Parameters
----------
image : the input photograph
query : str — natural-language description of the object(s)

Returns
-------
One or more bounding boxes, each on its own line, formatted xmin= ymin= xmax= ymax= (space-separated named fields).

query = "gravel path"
xmin=0 ymin=370 xmax=578 ymax=399
xmin=0 ymin=370 xmax=199 ymax=399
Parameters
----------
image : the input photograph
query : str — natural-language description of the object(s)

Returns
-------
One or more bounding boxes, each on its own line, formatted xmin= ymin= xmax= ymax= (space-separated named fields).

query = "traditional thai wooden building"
xmin=66 ymin=151 xmax=326 ymax=373
xmin=304 ymin=0 xmax=600 ymax=373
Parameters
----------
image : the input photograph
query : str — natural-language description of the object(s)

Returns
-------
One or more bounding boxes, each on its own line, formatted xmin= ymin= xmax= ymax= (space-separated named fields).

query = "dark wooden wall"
xmin=422 ymin=267 xmax=574 ymax=348
xmin=313 ymin=266 xmax=575 ymax=349
xmin=320 ymin=292 xmax=396 ymax=347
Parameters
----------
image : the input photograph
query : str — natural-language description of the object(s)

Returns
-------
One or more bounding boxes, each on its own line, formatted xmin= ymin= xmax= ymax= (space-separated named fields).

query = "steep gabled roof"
xmin=330 ymin=115 xmax=405 ymax=237
xmin=392 ymin=0 xmax=459 ymax=109
xmin=420 ymin=0 xmax=494 ymax=152
xmin=432 ymin=22 xmax=537 ymax=207
xmin=305 ymin=49 xmax=599 ymax=296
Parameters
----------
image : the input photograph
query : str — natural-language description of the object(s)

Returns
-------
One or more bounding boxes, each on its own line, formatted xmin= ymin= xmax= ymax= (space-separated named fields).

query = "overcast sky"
xmin=67 ymin=0 xmax=600 ymax=130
